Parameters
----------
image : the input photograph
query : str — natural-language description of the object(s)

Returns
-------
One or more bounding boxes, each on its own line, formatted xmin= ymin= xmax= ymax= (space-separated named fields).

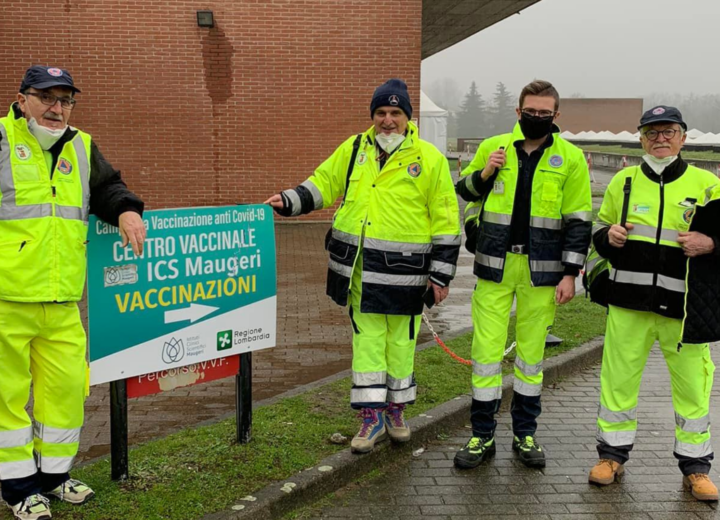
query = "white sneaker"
xmin=45 ymin=479 xmax=94 ymax=505
xmin=8 ymin=494 xmax=51 ymax=520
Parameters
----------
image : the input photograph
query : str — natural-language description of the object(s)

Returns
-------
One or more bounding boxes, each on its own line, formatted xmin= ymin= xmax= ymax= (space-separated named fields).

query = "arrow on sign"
xmin=164 ymin=303 xmax=219 ymax=324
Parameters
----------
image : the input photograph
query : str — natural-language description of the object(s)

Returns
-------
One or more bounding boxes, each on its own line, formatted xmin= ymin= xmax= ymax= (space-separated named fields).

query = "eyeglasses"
xmin=643 ymin=128 xmax=679 ymax=141
xmin=25 ymin=91 xmax=76 ymax=110
xmin=521 ymin=108 xmax=555 ymax=119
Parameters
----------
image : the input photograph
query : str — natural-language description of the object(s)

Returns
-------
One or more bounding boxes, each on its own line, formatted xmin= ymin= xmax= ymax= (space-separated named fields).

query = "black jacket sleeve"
xmin=593 ymin=226 xmax=619 ymax=263
xmin=455 ymin=170 xmax=497 ymax=202
xmin=89 ymin=142 xmax=144 ymax=226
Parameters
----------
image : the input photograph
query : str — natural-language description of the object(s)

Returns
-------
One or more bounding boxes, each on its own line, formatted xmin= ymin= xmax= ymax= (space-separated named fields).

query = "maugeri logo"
xmin=216 ymin=330 xmax=232 ymax=351
xmin=162 ymin=337 xmax=185 ymax=364
xmin=47 ymin=68 xmax=63 ymax=77
xmin=389 ymin=95 xmax=399 ymax=106
xmin=58 ymin=158 xmax=73 ymax=175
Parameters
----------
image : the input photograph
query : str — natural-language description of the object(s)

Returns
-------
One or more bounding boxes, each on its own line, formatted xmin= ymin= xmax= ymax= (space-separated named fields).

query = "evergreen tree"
xmin=488 ymin=82 xmax=516 ymax=135
xmin=457 ymin=81 xmax=487 ymax=138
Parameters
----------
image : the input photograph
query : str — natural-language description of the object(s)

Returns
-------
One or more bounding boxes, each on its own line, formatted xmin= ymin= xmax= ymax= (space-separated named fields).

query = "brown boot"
xmin=683 ymin=473 xmax=719 ymax=501
xmin=588 ymin=458 xmax=624 ymax=485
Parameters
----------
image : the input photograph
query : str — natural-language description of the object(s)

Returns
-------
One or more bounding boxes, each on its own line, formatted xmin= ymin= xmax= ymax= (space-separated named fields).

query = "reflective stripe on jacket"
xmin=457 ymin=123 xmax=592 ymax=287
xmin=0 ymin=106 xmax=91 ymax=302
xmin=282 ymin=122 xmax=461 ymax=315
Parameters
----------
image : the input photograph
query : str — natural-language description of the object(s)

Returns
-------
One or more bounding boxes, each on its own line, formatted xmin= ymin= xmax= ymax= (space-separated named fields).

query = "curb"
xmin=203 ymin=336 xmax=605 ymax=520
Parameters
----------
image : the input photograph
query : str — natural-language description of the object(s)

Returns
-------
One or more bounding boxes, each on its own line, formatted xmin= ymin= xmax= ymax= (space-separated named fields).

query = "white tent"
xmin=419 ymin=91 xmax=448 ymax=153
xmin=687 ymin=128 xmax=705 ymax=139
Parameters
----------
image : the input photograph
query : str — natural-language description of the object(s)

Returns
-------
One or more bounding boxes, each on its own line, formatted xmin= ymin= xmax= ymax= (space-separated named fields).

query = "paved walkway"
xmin=308 ymin=344 xmax=720 ymax=519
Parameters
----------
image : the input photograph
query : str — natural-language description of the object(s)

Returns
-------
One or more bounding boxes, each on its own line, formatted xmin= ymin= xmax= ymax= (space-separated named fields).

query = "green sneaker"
xmin=512 ymin=435 xmax=546 ymax=468
xmin=453 ymin=436 xmax=495 ymax=469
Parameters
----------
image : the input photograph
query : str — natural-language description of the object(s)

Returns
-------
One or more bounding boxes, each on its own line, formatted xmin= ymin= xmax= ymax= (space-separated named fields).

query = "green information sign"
xmin=87 ymin=205 xmax=276 ymax=385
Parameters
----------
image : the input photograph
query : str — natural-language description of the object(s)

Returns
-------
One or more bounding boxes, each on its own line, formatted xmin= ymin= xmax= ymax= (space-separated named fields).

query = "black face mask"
xmin=519 ymin=113 xmax=555 ymax=140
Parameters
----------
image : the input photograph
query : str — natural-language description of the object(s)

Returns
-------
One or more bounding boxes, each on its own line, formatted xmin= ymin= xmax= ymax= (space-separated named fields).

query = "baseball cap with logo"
xmin=19 ymin=65 xmax=81 ymax=94
xmin=638 ymin=105 xmax=686 ymax=131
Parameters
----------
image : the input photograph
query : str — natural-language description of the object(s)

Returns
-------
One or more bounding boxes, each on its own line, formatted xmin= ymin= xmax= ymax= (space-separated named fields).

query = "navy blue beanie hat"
xmin=370 ymin=79 xmax=412 ymax=120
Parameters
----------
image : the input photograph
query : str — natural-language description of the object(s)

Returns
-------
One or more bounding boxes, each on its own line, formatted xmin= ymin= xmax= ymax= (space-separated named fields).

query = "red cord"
xmin=432 ymin=333 xmax=472 ymax=366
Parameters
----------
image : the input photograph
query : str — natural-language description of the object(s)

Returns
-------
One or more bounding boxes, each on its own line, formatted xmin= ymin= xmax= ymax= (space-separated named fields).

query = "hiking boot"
xmin=384 ymin=403 xmax=411 ymax=443
xmin=45 ymin=478 xmax=94 ymax=505
xmin=8 ymin=494 xmax=51 ymax=520
xmin=454 ymin=437 xmax=496 ymax=469
xmin=588 ymin=458 xmax=624 ymax=485
xmin=512 ymin=435 xmax=546 ymax=468
xmin=351 ymin=408 xmax=386 ymax=454
xmin=683 ymin=473 xmax=719 ymax=501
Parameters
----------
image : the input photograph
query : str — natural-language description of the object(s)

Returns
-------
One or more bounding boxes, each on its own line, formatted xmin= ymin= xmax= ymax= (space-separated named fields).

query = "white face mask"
xmin=27 ymin=116 xmax=67 ymax=151
xmin=642 ymin=154 xmax=678 ymax=176
xmin=375 ymin=132 xmax=406 ymax=153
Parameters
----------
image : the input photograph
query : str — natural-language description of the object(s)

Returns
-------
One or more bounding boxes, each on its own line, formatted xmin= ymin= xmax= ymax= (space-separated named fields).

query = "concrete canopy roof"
xmin=422 ymin=0 xmax=542 ymax=59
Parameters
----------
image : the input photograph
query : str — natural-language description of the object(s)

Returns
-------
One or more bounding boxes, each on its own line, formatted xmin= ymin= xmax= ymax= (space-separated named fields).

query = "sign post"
xmin=87 ymin=205 xmax=276 ymax=478
xmin=237 ymin=352 xmax=252 ymax=443
xmin=109 ymin=380 xmax=129 ymax=480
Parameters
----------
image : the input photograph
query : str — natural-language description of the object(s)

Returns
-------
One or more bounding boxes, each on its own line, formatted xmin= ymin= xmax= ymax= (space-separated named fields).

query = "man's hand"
xmin=608 ymin=223 xmax=634 ymax=248
xmin=264 ymin=194 xmax=284 ymax=210
xmin=480 ymin=149 xmax=506 ymax=181
xmin=678 ymin=231 xmax=715 ymax=257
xmin=118 ymin=211 xmax=146 ymax=256
xmin=555 ymin=275 xmax=576 ymax=305
xmin=430 ymin=282 xmax=450 ymax=305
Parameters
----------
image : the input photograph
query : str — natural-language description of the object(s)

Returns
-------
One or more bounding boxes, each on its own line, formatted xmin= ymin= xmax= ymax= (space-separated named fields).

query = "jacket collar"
xmin=639 ymin=155 xmax=688 ymax=185
xmin=364 ymin=120 xmax=419 ymax=152
xmin=7 ymin=102 xmax=78 ymax=149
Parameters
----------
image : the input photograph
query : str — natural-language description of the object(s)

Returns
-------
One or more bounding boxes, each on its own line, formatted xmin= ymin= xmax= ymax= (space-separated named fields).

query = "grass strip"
xmin=24 ymin=297 xmax=606 ymax=520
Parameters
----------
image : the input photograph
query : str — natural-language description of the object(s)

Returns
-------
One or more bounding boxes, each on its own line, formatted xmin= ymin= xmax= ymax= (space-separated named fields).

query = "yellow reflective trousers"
xmin=0 ymin=301 xmax=86 ymax=481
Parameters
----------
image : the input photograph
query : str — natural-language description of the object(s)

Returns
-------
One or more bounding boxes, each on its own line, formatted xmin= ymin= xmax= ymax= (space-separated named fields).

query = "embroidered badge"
xmin=389 ymin=95 xmax=399 ymax=106
xmin=653 ymin=107 xmax=666 ymax=115
xmin=58 ymin=158 xmax=73 ymax=175
xmin=633 ymin=204 xmax=650 ymax=214
xmin=47 ymin=68 xmax=63 ymax=77
xmin=14 ymin=144 xmax=31 ymax=160
xmin=549 ymin=155 xmax=564 ymax=168
xmin=683 ymin=208 xmax=695 ymax=224
xmin=356 ymin=151 xmax=367 ymax=166
xmin=407 ymin=163 xmax=421 ymax=178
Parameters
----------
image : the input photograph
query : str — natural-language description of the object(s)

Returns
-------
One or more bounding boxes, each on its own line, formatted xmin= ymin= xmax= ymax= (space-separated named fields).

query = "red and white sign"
xmin=127 ymin=355 xmax=240 ymax=398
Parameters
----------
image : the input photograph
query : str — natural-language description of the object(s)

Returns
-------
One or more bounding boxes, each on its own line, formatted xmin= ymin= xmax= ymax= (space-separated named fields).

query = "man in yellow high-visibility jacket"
xmin=265 ymin=79 xmax=461 ymax=454
xmin=0 ymin=66 xmax=146 ymax=520
xmin=454 ymin=80 xmax=592 ymax=470
xmin=588 ymin=106 xmax=720 ymax=501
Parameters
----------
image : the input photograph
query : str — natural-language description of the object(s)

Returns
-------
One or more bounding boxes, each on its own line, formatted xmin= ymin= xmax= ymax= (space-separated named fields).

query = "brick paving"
xmin=308 ymin=344 xmax=720 ymax=519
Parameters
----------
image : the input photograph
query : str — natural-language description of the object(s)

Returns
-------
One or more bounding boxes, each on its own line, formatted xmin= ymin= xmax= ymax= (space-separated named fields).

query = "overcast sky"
xmin=421 ymin=0 xmax=720 ymax=101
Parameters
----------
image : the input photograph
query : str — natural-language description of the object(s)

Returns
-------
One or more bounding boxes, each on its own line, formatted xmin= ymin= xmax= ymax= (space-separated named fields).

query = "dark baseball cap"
xmin=638 ymin=105 xmax=686 ymax=131
xmin=19 ymin=65 xmax=81 ymax=94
